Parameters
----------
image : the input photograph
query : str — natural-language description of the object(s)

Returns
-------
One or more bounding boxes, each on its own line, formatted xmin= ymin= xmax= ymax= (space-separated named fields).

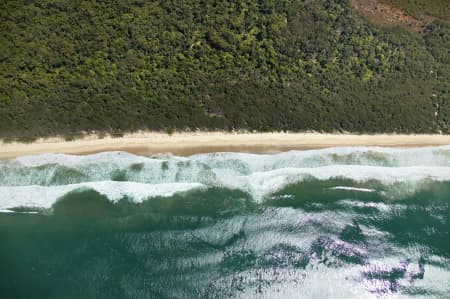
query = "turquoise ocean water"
xmin=1 ymin=146 xmax=449 ymax=298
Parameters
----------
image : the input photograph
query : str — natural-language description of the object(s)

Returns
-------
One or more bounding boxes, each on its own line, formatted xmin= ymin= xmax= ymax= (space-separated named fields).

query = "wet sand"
xmin=1 ymin=132 xmax=449 ymax=159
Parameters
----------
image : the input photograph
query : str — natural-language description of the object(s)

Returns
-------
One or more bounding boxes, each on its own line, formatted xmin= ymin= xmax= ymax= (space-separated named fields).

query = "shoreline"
xmin=1 ymin=132 xmax=449 ymax=159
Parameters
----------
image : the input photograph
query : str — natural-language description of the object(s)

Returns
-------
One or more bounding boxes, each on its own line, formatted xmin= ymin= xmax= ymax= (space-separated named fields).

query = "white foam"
xmin=2 ymin=146 xmax=449 ymax=188
xmin=11 ymin=145 xmax=450 ymax=168
xmin=338 ymin=199 xmax=402 ymax=212
xmin=330 ymin=186 xmax=376 ymax=193
xmin=225 ymin=165 xmax=450 ymax=201
xmin=1 ymin=147 xmax=450 ymax=208
xmin=0 ymin=181 xmax=204 ymax=210
xmin=0 ymin=165 xmax=449 ymax=208
xmin=190 ymin=146 xmax=450 ymax=172
xmin=14 ymin=151 xmax=155 ymax=168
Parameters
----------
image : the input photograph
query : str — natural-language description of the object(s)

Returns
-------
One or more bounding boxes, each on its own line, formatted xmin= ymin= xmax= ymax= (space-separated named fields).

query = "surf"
xmin=0 ymin=146 xmax=449 ymax=212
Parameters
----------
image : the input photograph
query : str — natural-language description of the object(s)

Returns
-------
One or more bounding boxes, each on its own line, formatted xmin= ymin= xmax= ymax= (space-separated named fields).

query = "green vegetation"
xmin=379 ymin=0 xmax=450 ymax=22
xmin=0 ymin=0 xmax=449 ymax=139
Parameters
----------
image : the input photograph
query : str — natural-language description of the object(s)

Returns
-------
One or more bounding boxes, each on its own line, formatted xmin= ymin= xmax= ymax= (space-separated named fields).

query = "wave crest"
xmin=1 ymin=146 xmax=449 ymax=211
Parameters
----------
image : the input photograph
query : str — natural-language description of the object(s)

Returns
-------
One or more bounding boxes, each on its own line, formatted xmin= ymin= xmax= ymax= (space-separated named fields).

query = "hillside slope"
xmin=0 ymin=0 xmax=448 ymax=139
xmin=379 ymin=0 xmax=449 ymax=22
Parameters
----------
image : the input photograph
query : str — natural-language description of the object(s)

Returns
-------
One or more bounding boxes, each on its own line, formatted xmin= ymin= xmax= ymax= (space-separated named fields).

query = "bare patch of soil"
xmin=350 ymin=0 xmax=435 ymax=34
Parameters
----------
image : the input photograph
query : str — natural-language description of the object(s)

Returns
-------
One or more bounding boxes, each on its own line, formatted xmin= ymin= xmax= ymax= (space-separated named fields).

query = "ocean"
xmin=0 ymin=146 xmax=449 ymax=298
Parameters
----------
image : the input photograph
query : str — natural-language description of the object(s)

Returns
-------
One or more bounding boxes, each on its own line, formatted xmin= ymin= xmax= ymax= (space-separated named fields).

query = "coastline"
xmin=1 ymin=132 xmax=449 ymax=159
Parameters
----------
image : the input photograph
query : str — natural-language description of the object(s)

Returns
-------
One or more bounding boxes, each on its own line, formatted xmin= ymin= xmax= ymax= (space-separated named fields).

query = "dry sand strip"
xmin=1 ymin=132 xmax=450 ymax=159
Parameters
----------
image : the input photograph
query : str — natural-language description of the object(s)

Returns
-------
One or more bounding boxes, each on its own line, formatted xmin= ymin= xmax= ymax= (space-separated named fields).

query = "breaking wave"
xmin=0 ymin=146 xmax=449 ymax=212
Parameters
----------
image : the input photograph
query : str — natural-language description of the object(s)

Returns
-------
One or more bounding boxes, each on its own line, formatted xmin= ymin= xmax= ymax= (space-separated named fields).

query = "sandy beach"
xmin=1 ymin=132 xmax=449 ymax=159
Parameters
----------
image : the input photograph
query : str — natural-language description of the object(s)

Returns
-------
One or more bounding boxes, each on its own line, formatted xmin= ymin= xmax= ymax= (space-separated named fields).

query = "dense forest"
xmin=0 ymin=0 xmax=449 ymax=139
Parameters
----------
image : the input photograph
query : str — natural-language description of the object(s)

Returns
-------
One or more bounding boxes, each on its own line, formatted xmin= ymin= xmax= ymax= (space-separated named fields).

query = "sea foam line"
xmin=0 ymin=181 xmax=204 ymax=210
xmin=1 ymin=165 xmax=449 ymax=209
xmin=330 ymin=186 xmax=376 ymax=193
xmin=227 ymin=165 xmax=450 ymax=201
xmin=11 ymin=145 xmax=450 ymax=168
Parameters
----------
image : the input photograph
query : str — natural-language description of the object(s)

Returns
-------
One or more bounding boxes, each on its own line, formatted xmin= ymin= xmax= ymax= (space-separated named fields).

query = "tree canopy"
xmin=0 ymin=0 xmax=448 ymax=139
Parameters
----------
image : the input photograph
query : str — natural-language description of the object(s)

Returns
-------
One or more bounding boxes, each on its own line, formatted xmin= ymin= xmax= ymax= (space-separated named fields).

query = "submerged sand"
xmin=1 ymin=132 xmax=449 ymax=159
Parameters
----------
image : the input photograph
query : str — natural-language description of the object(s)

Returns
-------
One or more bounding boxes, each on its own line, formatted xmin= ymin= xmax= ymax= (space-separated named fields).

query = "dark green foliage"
xmin=0 ymin=0 xmax=448 ymax=138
